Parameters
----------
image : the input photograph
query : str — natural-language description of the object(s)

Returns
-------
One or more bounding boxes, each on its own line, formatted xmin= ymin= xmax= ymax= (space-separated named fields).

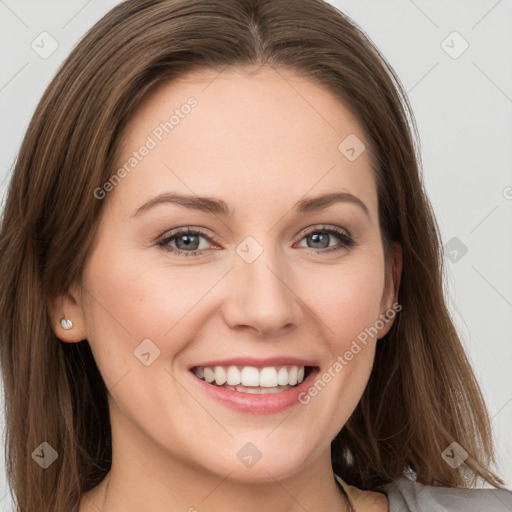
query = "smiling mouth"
xmin=191 ymin=364 xmax=315 ymax=394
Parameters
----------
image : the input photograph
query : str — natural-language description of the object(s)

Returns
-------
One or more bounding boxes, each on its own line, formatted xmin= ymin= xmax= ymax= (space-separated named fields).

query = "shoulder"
xmin=384 ymin=476 xmax=512 ymax=512
xmin=334 ymin=474 xmax=388 ymax=511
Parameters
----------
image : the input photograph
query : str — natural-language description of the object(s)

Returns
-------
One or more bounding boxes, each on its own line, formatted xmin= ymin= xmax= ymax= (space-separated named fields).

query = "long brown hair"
xmin=0 ymin=0 xmax=505 ymax=510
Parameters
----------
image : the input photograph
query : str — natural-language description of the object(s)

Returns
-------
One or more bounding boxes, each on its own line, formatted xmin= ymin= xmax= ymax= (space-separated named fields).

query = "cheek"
xmin=298 ymin=261 xmax=384 ymax=425
xmin=306 ymin=258 xmax=385 ymax=345
xmin=81 ymin=244 xmax=222 ymax=361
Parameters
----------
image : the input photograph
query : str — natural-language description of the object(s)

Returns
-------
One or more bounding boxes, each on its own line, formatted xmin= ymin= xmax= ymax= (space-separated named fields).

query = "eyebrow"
xmin=131 ymin=191 xmax=370 ymax=219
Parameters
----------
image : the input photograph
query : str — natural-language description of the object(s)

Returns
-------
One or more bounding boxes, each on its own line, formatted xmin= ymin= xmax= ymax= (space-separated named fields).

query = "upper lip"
xmin=188 ymin=356 xmax=318 ymax=370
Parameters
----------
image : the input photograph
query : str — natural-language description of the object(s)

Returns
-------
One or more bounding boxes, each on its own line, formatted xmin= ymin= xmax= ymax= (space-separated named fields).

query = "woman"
xmin=0 ymin=1 xmax=511 ymax=511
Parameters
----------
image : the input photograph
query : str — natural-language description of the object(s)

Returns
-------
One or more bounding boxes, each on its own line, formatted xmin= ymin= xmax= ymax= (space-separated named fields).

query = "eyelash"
xmin=157 ymin=225 xmax=355 ymax=257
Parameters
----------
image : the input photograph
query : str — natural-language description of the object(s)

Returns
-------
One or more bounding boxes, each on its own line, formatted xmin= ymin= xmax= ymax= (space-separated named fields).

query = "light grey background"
xmin=1 ymin=0 xmax=511 ymax=508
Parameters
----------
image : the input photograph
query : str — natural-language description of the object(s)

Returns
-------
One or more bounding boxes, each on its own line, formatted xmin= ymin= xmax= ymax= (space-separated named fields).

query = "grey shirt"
xmin=334 ymin=473 xmax=512 ymax=511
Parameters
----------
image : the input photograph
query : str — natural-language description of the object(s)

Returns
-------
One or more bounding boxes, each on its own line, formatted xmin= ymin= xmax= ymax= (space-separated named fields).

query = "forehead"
xmin=110 ymin=66 xmax=378 ymax=219
xmin=124 ymin=65 xmax=366 ymax=138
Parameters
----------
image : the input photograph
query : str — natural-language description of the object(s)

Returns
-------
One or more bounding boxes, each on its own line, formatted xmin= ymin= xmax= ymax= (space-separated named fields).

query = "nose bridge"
xmin=224 ymin=235 xmax=300 ymax=334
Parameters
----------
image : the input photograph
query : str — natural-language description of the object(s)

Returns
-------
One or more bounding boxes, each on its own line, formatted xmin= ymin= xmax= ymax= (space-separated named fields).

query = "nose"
xmin=222 ymin=244 xmax=302 ymax=337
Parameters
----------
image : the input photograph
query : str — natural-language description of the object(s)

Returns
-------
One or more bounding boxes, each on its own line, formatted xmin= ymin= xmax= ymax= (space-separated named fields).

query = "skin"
xmin=51 ymin=65 xmax=401 ymax=512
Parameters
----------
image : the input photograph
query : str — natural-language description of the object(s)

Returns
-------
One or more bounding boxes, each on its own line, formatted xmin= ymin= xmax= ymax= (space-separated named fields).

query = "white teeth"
xmin=259 ymin=367 xmax=278 ymax=387
xmin=226 ymin=366 xmax=241 ymax=386
xmin=204 ymin=367 xmax=215 ymax=383
xmin=241 ymin=366 xmax=259 ymax=386
xmin=193 ymin=364 xmax=310 ymax=389
xmin=288 ymin=366 xmax=298 ymax=386
xmin=214 ymin=366 xmax=227 ymax=385
xmin=277 ymin=367 xmax=289 ymax=386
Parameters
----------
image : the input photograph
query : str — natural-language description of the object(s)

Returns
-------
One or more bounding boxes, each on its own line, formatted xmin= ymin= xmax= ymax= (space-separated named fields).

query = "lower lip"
xmin=190 ymin=368 xmax=319 ymax=414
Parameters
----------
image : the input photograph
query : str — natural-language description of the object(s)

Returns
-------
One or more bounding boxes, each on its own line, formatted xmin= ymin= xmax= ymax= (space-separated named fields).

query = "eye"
xmin=157 ymin=225 xmax=355 ymax=257
xmin=295 ymin=225 xmax=355 ymax=254
xmin=157 ymin=227 xmax=216 ymax=257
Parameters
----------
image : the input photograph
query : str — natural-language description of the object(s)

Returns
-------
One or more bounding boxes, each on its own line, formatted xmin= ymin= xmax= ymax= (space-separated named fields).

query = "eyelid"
xmin=296 ymin=224 xmax=352 ymax=240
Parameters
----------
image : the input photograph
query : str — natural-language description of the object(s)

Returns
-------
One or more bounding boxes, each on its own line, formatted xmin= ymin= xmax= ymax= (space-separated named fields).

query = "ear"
xmin=48 ymin=282 xmax=87 ymax=343
xmin=377 ymin=242 xmax=402 ymax=339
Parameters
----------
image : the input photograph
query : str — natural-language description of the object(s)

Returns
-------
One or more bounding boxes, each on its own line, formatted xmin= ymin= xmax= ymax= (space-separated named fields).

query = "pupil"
xmin=310 ymin=233 xmax=328 ymax=249
xmin=177 ymin=234 xmax=199 ymax=250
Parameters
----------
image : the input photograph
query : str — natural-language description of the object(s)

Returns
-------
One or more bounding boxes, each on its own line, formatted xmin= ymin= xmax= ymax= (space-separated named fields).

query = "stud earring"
xmin=60 ymin=318 xmax=73 ymax=330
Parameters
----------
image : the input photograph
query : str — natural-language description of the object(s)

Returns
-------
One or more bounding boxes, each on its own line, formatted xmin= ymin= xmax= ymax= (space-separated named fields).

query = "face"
xmin=56 ymin=66 xmax=400 ymax=483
